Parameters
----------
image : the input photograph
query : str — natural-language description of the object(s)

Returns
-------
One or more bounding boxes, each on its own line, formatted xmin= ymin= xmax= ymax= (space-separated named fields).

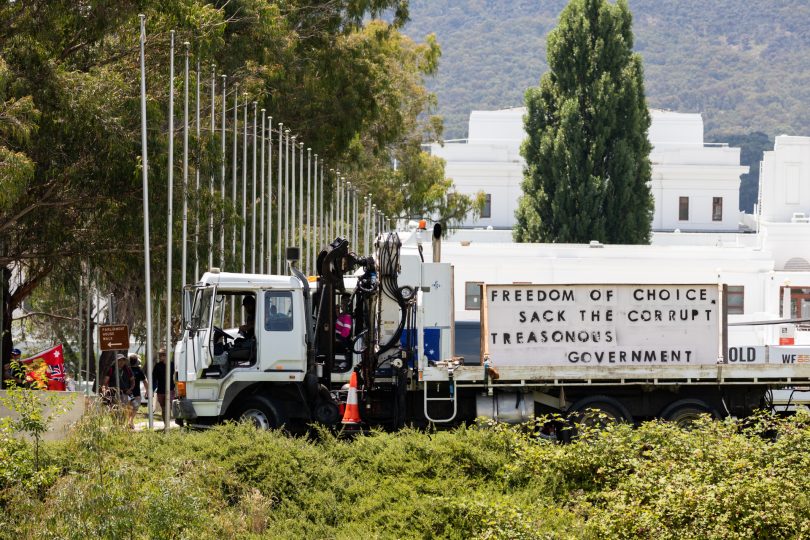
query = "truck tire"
xmin=565 ymin=395 xmax=633 ymax=440
xmin=234 ymin=395 xmax=282 ymax=430
xmin=659 ymin=399 xmax=719 ymax=427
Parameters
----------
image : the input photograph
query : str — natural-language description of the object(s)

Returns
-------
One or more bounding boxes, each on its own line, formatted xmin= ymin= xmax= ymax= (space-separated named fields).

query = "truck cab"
xmin=172 ymin=232 xmax=456 ymax=430
xmin=174 ymin=271 xmax=313 ymax=426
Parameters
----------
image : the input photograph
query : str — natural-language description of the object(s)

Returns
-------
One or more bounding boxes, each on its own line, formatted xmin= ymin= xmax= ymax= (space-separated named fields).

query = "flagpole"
xmin=345 ymin=180 xmax=351 ymax=241
xmin=352 ymin=189 xmax=360 ymax=251
xmin=291 ymin=137 xmax=298 ymax=260
xmin=348 ymin=184 xmax=353 ymax=246
xmin=312 ymin=153 xmax=318 ymax=272
xmin=335 ymin=170 xmax=340 ymax=242
xmin=349 ymin=184 xmax=354 ymax=246
xmin=251 ymin=102 xmax=258 ymax=274
xmin=269 ymin=117 xmax=274 ymax=272
xmin=219 ymin=74 xmax=226 ymax=270
xmin=319 ymin=160 xmax=324 ymax=249
xmin=365 ymin=196 xmax=371 ymax=256
xmin=230 ymin=87 xmax=238 ymax=327
xmin=306 ymin=147 xmax=311 ymax=274
xmin=329 ymin=169 xmax=335 ymax=243
xmin=88 ymin=273 xmax=95 ymax=393
xmin=350 ymin=186 xmax=355 ymax=248
xmin=165 ymin=30 xmax=176 ymax=433
xmin=372 ymin=204 xmax=377 ymax=248
xmin=181 ymin=42 xmax=189 ymax=291
xmin=241 ymin=95 xmax=247 ymax=276
xmin=298 ymin=141 xmax=304 ymax=263
xmin=279 ymin=128 xmax=290 ymax=262
xmin=193 ymin=57 xmax=201 ymax=280
xmin=276 ymin=123 xmax=283 ymax=274
xmin=288 ymin=133 xmax=295 ymax=267
xmin=259 ymin=108 xmax=266 ymax=274
xmin=136 ymin=14 xmax=154 ymax=429
xmin=344 ymin=182 xmax=349 ymax=242
xmin=208 ymin=64 xmax=216 ymax=273
xmin=76 ymin=270 xmax=82 ymax=394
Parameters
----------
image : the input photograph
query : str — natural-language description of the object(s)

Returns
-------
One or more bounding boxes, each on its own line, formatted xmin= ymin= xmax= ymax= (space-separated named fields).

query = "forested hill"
xmin=403 ymin=0 xmax=810 ymax=142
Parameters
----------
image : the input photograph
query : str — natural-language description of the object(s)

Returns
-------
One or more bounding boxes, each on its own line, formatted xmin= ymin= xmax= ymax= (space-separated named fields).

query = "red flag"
xmin=23 ymin=344 xmax=66 ymax=391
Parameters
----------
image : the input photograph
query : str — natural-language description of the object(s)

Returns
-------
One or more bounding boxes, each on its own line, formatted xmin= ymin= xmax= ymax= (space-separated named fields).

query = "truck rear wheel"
xmin=660 ymin=399 xmax=718 ymax=427
xmin=565 ymin=395 xmax=633 ymax=440
xmin=235 ymin=396 xmax=282 ymax=430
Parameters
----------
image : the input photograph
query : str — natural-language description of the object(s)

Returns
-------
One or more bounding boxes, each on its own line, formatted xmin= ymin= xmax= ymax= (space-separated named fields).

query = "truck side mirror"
xmin=286 ymin=246 xmax=300 ymax=262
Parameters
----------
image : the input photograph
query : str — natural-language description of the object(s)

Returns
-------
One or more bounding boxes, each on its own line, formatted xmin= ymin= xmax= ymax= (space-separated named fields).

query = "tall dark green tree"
xmin=515 ymin=0 xmax=653 ymax=244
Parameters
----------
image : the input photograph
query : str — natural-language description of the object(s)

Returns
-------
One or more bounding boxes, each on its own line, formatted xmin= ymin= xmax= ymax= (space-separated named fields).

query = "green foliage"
xmin=339 ymin=23 xmax=480 ymax=227
xmin=0 ymin=54 xmax=38 ymax=216
xmin=0 ymin=1 xmax=457 ymax=364
xmin=405 ymin=1 xmax=810 ymax=143
xmin=0 ymin=384 xmax=65 ymax=502
xmin=516 ymin=0 xmax=653 ymax=245
xmin=0 ymin=382 xmax=66 ymax=473
xmin=2 ymin=412 xmax=810 ymax=538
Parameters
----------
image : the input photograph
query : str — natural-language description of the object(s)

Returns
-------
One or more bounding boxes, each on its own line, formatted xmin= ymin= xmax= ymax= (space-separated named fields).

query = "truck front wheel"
xmin=234 ymin=396 xmax=282 ymax=430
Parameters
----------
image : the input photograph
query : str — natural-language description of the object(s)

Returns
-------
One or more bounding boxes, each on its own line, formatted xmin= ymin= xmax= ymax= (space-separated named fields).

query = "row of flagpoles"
xmin=137 ymin=17 xmax=393 ymax=429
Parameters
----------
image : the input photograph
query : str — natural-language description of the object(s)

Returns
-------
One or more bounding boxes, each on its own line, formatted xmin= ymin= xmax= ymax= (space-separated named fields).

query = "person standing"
xmin=152 ymin=347 xmax=175 ymax=425
xmin=129 ymin=354 xmax=148 ymax=403
xmin=102 ymin=354 xmax=136 ymax=425
xmin=128 ymin=354 xmax=147 ymax=427
xmin=2 ymin=348 xmax=22 ymax=386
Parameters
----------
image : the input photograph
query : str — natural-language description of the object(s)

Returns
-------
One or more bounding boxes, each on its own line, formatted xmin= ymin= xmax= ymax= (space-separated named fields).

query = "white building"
xmin=434 ymin=130 xmax=810 ymax=351
xmin=758 ymin=136 xmax=810 ymax=272
xmin=430 ymin=108 xmax=748 ymax=232
xmin=649 ymin=110 xmax=748 ymax=232
xmin=429 ymin=108 xmax=524 ymax=230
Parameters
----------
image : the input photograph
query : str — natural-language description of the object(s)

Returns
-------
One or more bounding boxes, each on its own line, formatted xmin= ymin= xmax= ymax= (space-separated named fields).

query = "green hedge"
xmin=1 ymin=412 xmax=809 ymax=539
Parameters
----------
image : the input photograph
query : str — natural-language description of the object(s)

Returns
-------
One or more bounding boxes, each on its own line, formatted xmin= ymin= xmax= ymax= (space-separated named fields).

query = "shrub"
xmin=2 ymin=412 xmax=810 ymax=538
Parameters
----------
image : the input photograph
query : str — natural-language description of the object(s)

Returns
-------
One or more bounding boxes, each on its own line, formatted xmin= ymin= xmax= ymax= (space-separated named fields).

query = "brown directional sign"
xmin=99 ymin=324 xmax=130 ymax=351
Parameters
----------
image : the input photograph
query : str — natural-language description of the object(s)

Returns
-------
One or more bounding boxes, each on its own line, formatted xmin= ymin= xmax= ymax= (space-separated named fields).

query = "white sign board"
xmin=727 ymin=345 xmax=767 ymax=365
xmin=769 ymin=346 xmax=810 ymax=365
xmin=482 ymin=284 xmax=721 ymax=366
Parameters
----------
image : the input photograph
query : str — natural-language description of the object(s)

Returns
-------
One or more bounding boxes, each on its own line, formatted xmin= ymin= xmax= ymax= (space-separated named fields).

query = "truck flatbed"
xmin=422 ymin=363 xmax=810 ymax=387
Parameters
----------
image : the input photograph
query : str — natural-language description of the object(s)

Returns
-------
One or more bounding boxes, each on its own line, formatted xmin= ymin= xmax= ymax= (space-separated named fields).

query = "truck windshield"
xmin=190 ymin=287 xmax=214 ymax=330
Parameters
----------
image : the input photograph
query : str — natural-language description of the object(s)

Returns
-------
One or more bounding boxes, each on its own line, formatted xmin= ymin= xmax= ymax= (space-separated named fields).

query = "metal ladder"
xmin=423 ymin=364 xmax=458 ymax=423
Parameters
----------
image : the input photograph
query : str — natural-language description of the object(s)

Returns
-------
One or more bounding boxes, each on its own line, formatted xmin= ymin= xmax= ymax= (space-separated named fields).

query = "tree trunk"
xmin=1 ymin=265 xmax=12 ymax=385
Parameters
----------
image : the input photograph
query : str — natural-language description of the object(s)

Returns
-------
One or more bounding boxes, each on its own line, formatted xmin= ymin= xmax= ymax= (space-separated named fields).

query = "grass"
xmin=1 ymin=409 xmax=810 ymax=539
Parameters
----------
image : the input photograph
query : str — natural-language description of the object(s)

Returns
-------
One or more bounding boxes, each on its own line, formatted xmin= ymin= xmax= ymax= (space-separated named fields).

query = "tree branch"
xmin=13 ymin=311 xmax=78 ymax=323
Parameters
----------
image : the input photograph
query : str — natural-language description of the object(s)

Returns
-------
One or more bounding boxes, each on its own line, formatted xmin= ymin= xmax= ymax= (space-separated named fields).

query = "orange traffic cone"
xmin=341 ymin=371 xmax=361 ymax=424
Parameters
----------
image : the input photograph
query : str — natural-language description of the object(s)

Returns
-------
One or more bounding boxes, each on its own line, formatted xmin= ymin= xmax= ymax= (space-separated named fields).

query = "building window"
xmin=465 ymin=282 xmax=483 ymax=310
xmin=780 ymin=287 xmax=810 ymax=323
xmin=481 ymin=194 xmax=492 ymax=219
xmin=679 ymin=197 xmax=689 ymax=221
xmin=727 ymin=285 xmax=744 ymax=315
xmin=712 ymin=197 xmax=723 ymax=222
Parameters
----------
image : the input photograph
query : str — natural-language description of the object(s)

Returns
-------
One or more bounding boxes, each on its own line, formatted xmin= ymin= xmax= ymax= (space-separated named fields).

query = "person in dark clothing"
xmin=126 ymin=354 xmax=147 ymax=428
xmin=129 ymin=354 xmax=148 ymax=402
xmin=103 ymin=354 xmax=136 ymax=426
xmin=239 ymin=295 xmax=256 ymax=339
xmin=152 ymin=347 xmax=175 ymax=424
xmin=2 ymin=348 xmax=23 ymax=387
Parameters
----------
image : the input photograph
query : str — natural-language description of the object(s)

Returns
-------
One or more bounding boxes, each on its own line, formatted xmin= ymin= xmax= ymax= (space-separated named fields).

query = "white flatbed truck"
xmin=172 ymin=227 xmax=810 ymax=430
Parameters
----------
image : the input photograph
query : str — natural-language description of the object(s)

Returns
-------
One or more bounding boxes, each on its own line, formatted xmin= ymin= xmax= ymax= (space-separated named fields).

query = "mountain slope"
xmin=403 ymin=0 xmax=810 ymax=142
